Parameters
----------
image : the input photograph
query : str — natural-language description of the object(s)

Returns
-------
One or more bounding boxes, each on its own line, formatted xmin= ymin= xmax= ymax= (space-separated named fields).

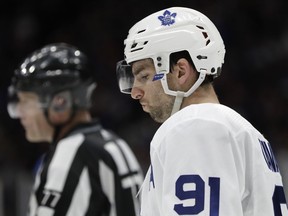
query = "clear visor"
xmin=116 ymin=60 xmax=134 ymax=94
xmin=7 ymin=85 xmax=20 ymax=119
xmin=116 ymin=60 xmax=165 ymax=94
xmin=7 ymin=85 xmax=46 ymax=119
xmin=7 ymin=101 xmax=20 ymax=119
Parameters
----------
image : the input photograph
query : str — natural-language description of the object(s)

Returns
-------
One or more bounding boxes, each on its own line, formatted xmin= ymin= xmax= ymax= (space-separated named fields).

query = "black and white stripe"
xmin=28 ymin=121 xmax=143 ymax=216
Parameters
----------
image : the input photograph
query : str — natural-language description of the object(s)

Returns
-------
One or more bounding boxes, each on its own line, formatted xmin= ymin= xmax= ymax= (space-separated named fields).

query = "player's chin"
xmin=150 ymin=114 xmax=164 ymax=123
xmin=141 ymin=105 xmax=149 ymax=113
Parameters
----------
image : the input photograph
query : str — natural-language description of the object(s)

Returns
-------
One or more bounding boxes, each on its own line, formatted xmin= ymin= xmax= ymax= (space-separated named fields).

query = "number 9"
xmin=174 ymin=175 xmax=220 ymax=216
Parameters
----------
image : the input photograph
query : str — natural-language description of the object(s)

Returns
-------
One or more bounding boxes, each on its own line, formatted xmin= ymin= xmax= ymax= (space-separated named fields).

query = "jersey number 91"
xmin=174 ymin=174 xmax=286 ymax=216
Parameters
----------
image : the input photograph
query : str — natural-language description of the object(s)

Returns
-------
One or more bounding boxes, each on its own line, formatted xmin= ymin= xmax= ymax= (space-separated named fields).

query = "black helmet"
xmin=10 ymin=43 xmax=96 ymax=115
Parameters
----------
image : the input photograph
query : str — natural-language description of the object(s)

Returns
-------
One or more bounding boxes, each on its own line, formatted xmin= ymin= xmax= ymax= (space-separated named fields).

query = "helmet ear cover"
xmin=49 ymin=91 xmax=72 ymax=112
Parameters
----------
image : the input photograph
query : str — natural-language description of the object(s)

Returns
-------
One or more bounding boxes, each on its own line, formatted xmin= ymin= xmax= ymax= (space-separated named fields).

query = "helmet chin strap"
xmin=170 ymin=71 xmax=206 ymax=116
xmin=170 ymin=91 xmax=185 ymax=115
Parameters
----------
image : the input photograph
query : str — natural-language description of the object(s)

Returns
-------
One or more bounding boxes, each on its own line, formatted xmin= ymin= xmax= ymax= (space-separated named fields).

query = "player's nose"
xmin=131 ymin=86 xmax=143 ymax=100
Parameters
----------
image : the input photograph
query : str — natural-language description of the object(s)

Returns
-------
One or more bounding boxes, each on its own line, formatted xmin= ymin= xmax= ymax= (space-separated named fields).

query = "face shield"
xmin=7 ymin=85 xmax=48 ymax=119
xmin=7 ymin=85 xmax=20 ymax=119
xmin=116 ymin=60 xmax=165 ymax=94
xmin=116 ymin=60 xmax=134 ymax=94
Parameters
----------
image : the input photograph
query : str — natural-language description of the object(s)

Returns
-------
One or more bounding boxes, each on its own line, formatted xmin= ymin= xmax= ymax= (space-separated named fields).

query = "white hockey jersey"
xmin=140 ymin=103 xmax=287 ymax=216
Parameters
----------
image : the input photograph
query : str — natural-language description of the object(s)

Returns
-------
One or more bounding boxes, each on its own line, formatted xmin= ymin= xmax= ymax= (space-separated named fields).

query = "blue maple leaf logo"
xmin=158 ymin=10 xmax=177 ymax=26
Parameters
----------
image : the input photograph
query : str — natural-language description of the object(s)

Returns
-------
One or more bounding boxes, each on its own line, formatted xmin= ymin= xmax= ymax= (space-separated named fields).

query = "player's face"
xmin=17 ymin=92 xmax=53 ymax=142
xmin=131 ymin=59 xmax=174 ymax=123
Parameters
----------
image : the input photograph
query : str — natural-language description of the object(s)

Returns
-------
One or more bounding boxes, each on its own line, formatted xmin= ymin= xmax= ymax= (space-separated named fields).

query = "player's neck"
xmin=181 ymin=84 xmax=219 ymax=108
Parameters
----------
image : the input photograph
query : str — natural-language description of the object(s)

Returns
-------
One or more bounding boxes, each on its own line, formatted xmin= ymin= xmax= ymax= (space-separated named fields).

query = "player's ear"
xmin=173 ymin=58 xmax=195 ymax=85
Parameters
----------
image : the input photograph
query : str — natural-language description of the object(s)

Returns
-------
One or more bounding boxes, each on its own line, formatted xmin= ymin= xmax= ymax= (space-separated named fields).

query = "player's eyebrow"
xmin=132 ymin=64 xmax=145 ymax=76
xmin=132 ymin=59 xmax=153 ymax=76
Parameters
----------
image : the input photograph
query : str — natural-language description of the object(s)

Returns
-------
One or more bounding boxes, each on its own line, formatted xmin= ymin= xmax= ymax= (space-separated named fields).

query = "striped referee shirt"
xmin=28 ymin=120 xmax=143 ymax=216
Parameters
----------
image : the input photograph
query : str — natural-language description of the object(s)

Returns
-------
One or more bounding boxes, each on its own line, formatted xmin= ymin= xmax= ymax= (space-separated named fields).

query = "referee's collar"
xmin=57 ymin=119 xmax=102 ymax=141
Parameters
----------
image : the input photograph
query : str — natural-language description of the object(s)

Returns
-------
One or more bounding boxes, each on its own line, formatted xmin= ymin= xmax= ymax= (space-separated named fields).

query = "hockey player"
xmin=116 ymin=7 xmax=287 ymax=216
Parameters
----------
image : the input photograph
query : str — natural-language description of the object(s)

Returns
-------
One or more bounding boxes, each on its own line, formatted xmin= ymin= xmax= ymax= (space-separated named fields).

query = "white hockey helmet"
xmin=116 ymin=7 xmax=225 ymax=113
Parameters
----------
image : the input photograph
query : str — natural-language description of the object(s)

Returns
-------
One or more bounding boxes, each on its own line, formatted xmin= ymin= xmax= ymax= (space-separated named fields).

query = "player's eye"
xmin=135 ymin=73 xmax=150 ymax=83
xmin=141 ymin=75 xmax=149 ymax=80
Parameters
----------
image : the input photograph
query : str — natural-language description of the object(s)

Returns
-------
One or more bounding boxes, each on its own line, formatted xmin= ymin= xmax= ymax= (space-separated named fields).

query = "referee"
xmin=8 ymin=43 xmax=143 ymax=216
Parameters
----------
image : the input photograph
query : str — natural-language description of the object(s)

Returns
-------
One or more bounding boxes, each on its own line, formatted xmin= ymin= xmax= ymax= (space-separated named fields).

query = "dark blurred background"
xmin=0 ymin=0 xmax=287 ymax=215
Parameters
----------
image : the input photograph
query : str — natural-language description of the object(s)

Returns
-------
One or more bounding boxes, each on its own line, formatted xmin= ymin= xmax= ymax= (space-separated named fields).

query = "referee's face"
xmin=17 ymin=92 xmax=54 ymax=143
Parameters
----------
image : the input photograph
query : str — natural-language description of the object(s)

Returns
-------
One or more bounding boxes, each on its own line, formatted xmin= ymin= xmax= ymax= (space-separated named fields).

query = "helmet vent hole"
xmin=197 ymin=55 xmax=207 ymax=60
xmin=131 ymin=48 xmax=144 ymax=52
xmin=137 ymin=29 xmax=146 ymax=34
xmin=131 ymin=43 xmax=138 ymax=49
xmin=143 ymin=41 xmax=148 ymax=45
xmin=202 ymin=32 xmax=208 ymax=39
xmin=196 ymin=26 xmax=210 ymax=46
xmin=196 ymin=25 xmax=204 ymax=30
